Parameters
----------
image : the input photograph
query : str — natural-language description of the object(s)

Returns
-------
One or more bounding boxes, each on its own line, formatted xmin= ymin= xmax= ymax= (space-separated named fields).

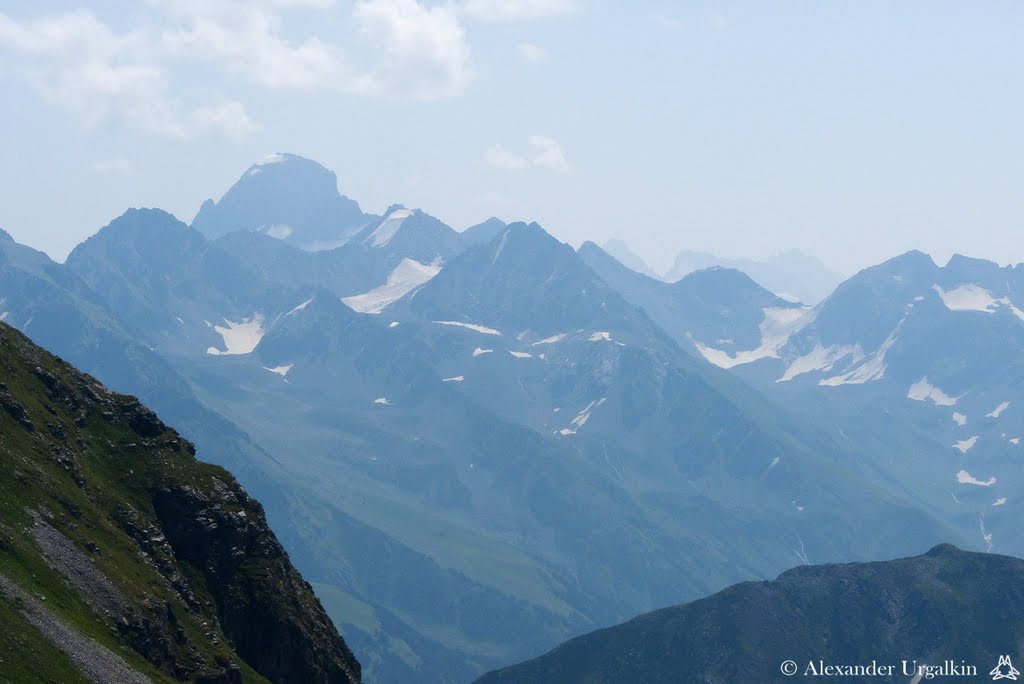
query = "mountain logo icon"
xmin=991 ymin=655 xmax=1021 ymax=681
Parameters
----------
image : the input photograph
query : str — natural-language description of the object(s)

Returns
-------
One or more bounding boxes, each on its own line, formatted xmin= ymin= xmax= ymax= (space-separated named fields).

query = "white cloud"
xmin=485 ymin=144 xmax=529 ymax=170
xmin=0 ymin=10 xmax=259 ymax=139
xmin=0 ymin=0 xmax=477 ymax=138
xmin=461 ymin=0 xmax=581 ymax=22
xmin=350 ymin=0 xmax=472 ymax=99
xmin=158 ymin=1 xmax=342 ymax=89
xmin=486 ymin=135 xmax=569 ymax=173
xmin=190 ymin=101 xmax=261 ymax=139
xmin=271 ymin=0 xmax=337 ymax=7
xmin=517 ymin=42 xmax=547 ymax=63
xmin=650 ymin=12 xmax=681 ymax=31
xmin=528 ymin=135 xmax=569 ymax=171
xmin=90 ymin=158 xmax=135 ymax=175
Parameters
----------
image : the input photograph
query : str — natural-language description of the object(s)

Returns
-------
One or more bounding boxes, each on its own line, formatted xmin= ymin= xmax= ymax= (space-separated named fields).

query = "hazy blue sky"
xmin=1 ymin=1 xmax=1021 ymax=274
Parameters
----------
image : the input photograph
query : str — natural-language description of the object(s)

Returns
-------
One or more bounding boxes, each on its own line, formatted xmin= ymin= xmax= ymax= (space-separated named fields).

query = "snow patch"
xmin=956 ymin=469 xmax=995 ymax=486
xmin=1011 ymin=437 xmax=1021 ymax=445
xmin=533 ymin=333 xmax=567 ymax=346
xmin=953 ymin=436 xmax=978 ymax=454
xmin=932 ymin=284 xmax=1001 ymax=313
xmin=206 ymin=315 xmax=265 ymax=356
xmin=952 ymin=412 xmax=967 ymax=426
xmin=443 ymin=376 xmax=464 ymax=383
xmin=695 ymin=306 xmax=812 ymax=369
xmin=510 ymin=351 xmax=533 ymax=359
xmin=907 ymin=377 xmax=960 ymax=406
xmin=365 ymin=208 xmax=414 ymax=248
xmin=256 ymin=153 xmax=287 ymax=166
xmin=265 ymin=224 xmax=293 ymax=239
xmin=389 ymin=321 xmax=400 ymax=328
xmin=778 ymin=344 xmax=862 ymax=382
xmin=491 ymin=229 xmax=510 ymax=264
xmin=374 ymin=397 xmax=392 ymax=406
xmin=819 ymin=323 xmax=901 ymax=386
xmin=472 ymin=348 xmax=493 ymax=357
xmin=768 ymin=457 xmax=780 ymax=469
xmin=589 ymin=331 xmax=612 ymax=342
xmin=994 ymin=497 xmax=1007 ymax=507
xmin=558 ymin=398 xmax=606 ymax=436
xmin=435 ymin=321 xmax=502 ymax=335
xmin=343 ymin=258 xmax=442 ymax=314
xmin=980 ymin=518 xmax=993 ymax=551
xmin=264 ymin=364 xmax=293 ymax=377
xmin=986 ymin=401 xmax=1011 ymax=418
xmin=287 ymin=299 xmax=313 ymax=316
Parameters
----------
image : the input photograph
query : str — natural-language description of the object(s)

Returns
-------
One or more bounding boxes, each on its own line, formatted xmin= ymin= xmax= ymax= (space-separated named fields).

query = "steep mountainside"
xmin=0 ymin=322 xmax=360 ymax=682
xmin=478 ymin=544 xmax=1024 ymax=683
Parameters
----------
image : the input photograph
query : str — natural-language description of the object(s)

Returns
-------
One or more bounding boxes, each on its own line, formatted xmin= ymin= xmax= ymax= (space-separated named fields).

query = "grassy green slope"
xmin=0 ymin=321 xmax=360 ymax=683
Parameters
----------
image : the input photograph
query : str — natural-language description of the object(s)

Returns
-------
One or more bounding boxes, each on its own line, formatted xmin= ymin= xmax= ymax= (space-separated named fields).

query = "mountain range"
xmin=1 ymin=152 xmax=1019 ymax=682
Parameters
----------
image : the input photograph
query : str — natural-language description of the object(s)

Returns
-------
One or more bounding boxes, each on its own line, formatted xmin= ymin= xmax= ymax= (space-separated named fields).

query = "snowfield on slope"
xmin=206 ymin=315 xmax=266 ymax=355
xmin=343 ymin=258 xmax=442 ymax=314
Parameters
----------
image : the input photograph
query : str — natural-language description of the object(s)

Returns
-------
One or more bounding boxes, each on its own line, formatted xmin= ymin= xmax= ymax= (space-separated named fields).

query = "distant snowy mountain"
xmin=664 ymin=248 xmax=843 ymax=304
xmin=191 ymin=153 xmax=374 ymax=250
xmin=651 ymin=249 xmax=1024 ymax=554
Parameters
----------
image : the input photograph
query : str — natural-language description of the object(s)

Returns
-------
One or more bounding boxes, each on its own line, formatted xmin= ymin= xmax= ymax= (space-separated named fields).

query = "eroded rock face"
xmin=0 ymin=322 xmax=361 ymax=683
xmin=153 ymin=481 xmax=360 ymax=684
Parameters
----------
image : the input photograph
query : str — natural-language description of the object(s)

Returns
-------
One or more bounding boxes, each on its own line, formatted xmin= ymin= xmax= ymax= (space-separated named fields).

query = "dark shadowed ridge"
xmin=477 ymin=544 xmax=1024 ymax=684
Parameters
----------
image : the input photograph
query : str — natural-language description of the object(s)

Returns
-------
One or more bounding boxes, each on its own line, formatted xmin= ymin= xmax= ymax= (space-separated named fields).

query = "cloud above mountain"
xmin=0 ymin=0 xmax=582 ymax=138
xmin=486 ymin=136 xmax=569 ymax=172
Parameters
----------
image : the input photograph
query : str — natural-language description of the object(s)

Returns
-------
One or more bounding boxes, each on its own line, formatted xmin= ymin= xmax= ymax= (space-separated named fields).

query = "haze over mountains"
xmin=601 ymin=238 xmax=845 ymax=304
xmin=2 ymin=152 xmax=1021 ymax=682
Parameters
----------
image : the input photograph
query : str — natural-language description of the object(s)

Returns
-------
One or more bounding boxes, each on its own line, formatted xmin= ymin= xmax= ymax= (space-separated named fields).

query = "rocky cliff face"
xmin=0 ymin=321 xmax=360 ymax=683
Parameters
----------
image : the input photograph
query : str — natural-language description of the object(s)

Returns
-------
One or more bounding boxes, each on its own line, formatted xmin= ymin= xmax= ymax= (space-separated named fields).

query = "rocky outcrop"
xmin=0 ymin=321 xmax=361 ymax=683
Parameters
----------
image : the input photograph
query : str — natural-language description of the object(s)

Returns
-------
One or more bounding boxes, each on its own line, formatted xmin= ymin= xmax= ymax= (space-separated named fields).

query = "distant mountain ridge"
xmin=476 ymin=544 xmax=1024 ymax=684
xmin=665 ymin=247 xmax=843 ymax=304
xmin=600 ymin=239 xmax=661 ymax=279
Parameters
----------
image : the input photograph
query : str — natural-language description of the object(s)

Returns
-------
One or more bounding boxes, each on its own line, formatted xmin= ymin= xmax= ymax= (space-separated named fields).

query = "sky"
xmin=0 ymin=1 xmax=1022 ymax=275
